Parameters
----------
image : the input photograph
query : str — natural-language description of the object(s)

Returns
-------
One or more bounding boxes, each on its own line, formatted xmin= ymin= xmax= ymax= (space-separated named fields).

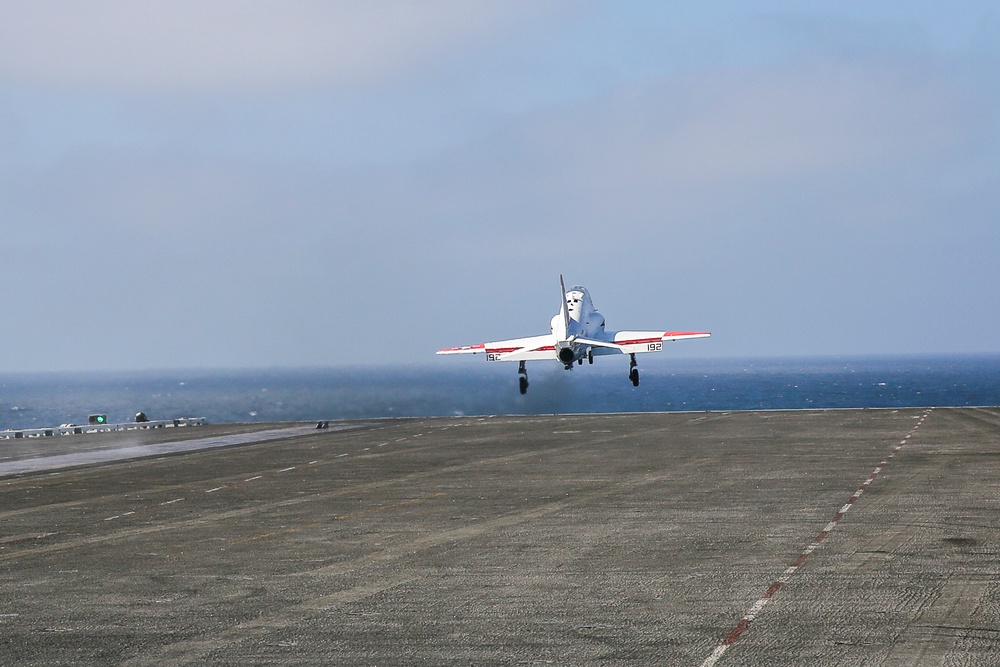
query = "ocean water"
xmin=2 ymin=355 xmax=999 ymax=431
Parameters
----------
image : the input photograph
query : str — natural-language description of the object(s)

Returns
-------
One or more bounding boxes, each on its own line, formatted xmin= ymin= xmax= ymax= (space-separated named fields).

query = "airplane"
xmin=437 ymin=276 xmax=710 ymax=394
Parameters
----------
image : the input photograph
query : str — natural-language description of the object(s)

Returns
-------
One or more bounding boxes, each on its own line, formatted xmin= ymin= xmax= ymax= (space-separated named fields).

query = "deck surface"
xmin=1 ymin=408 xmax=998 ymax=665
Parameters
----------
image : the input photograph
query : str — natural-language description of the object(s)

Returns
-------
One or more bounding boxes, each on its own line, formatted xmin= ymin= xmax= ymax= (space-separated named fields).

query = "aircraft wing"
xmin=587 ymin=330 xmax=711 ymax=356
xmin=437 ymin=334 xmax=557 ymax=362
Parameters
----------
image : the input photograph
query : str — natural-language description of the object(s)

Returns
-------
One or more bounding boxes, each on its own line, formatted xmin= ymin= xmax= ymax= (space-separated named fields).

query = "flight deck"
xmin=1 ymin=408 xmax=998 ymax=665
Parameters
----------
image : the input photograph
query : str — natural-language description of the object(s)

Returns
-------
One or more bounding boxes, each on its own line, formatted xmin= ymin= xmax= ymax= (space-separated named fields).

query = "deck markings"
xmin=92 ymin=448 xmax=364 ymax=531
xmin=230 ymin=492 xmax=445 ymax=545
xmin=699 ymin=409 xmax=932 ymax=667
xmin=0 ymin=425 xmax=321 ymax=477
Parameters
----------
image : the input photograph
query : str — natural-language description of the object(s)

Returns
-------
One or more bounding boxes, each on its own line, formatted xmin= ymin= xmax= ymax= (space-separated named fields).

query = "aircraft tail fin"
xmin=555 ymin=274 xmax=570 ymax=340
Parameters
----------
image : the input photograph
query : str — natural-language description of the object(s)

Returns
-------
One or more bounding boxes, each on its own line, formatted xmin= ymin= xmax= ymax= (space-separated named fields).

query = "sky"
xmin=2 ymin=1 xmax=999 ymax=372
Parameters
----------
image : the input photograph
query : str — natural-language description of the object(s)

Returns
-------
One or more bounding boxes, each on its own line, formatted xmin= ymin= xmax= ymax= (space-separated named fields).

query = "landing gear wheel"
xmin=518 ymin=361 xmax=529 ymax=395
xmin=630 ymin=368 xmax=640 ymax=386
xmin=519 ymin=376 xmax=529 ymax=395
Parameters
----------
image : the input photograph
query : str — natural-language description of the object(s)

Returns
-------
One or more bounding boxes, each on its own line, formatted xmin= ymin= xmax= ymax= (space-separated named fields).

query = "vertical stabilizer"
xmin=555 ymin=274 xmax=570 ymax=341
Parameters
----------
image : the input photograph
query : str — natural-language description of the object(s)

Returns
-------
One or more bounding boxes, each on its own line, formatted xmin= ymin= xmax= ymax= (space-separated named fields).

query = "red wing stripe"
xmin=614 ymin=332 xmax=709 ymax=346
xmin=486 ymin=345 xmax=555 ymax=354
xmin=438 ymin=344 xmax=485 ymax=353
xmin=614 ymin=337 xmax=660 ymax=346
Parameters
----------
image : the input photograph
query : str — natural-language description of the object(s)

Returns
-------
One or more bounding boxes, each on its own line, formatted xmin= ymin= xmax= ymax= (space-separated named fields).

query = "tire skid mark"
xmin=122 ymin=466 xmax=683 ymax=667
xmin=0 ymin=441 xmax=588 ymax=563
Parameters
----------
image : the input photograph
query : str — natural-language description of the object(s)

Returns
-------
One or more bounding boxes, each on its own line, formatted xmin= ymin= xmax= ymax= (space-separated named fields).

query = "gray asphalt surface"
xmin=1 ymin=408 xmax=998 ymax=665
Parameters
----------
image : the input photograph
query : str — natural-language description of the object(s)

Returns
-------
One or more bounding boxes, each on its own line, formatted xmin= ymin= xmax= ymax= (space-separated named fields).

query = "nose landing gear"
xmin=518 ymin=361 xmax=529 ymax=395
xmin=629 ymin=353 xmax=640 ymax=386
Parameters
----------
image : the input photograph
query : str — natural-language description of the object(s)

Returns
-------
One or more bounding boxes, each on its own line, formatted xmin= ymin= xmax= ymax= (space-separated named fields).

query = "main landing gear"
xmin=517 ymin=355 xmax=637 ymax=394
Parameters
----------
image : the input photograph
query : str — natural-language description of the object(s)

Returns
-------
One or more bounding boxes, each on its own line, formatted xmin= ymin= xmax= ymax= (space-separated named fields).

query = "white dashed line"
xmin=699 ymin=409 xmax=932 ymax=667
xmin=1 ymin=425 xmax=320 ymax=477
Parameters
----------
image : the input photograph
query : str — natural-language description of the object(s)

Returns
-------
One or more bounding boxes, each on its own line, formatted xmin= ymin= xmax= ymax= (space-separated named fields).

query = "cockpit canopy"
xmin=565 ymin=287 xmax=591 ymax=315
xmin=552 ymin=284 xmax=605 ymax=333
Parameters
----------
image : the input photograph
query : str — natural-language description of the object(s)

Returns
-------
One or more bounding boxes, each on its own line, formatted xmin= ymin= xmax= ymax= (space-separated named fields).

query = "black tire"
xmin=519 ymin=377 xmax=529 ymax=395
xmin=630 ymin=368 xmax=639 ymax=386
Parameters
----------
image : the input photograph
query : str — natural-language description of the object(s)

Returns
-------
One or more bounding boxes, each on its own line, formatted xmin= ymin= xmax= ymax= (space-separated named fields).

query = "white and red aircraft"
xmin=437 ymin=276 xmax=710 ymax=394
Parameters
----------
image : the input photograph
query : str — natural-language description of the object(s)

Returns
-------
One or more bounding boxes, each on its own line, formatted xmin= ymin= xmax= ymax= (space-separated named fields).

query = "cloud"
xmin=0 ymin=0 xmax=551 ymax=92
xmin=522 ymin=60 xmax=972 ymax=202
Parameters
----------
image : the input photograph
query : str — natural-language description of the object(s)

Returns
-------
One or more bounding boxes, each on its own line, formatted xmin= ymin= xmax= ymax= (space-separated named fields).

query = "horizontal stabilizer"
xmin=575 ymin=337 xmax=626 ymax=353
xmin=496 ymin=334 xmax=557 ymax=361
